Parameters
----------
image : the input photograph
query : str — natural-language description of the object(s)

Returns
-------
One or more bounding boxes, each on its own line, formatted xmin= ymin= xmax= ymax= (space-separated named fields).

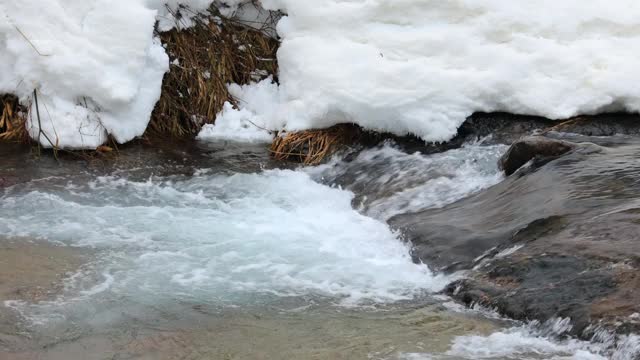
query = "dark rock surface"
xmin=369 ymin=112 xmax=640 ymax=157
xmin=498 ymin=136 xmax=576 ymax=176
xmin=391 ymin=130 xmax=640 ymax=337
xmin=543 ymin=113 xmax=640 ymax=137
xmin=465 ymin=112 xmax=640 ymax=139
xmin=367 ymin=112 xmax=556 ymax=155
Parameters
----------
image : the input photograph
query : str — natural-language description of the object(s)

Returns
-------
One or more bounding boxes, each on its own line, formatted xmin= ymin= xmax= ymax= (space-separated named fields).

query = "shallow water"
xmin=0 ymin=140 xmax=635 ymax=359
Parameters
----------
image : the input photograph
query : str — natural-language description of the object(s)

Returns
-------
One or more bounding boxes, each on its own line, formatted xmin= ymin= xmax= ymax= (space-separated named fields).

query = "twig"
xmin=33 ymin=89 xmax=59 ymax=161
xmin=244 ymin=118 xmax=274 ymax=133
xmin=14 ymin=25 xmax=51 ymax=56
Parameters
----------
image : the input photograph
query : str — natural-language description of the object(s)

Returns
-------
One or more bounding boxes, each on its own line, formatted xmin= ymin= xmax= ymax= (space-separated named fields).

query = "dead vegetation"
xmin=0 ymin=94 xmax=28 ymax=143
xmin=270 ymin=124 xmax=365 ymax=165
xmin=148 ymin=4 xmax=280 ymax=138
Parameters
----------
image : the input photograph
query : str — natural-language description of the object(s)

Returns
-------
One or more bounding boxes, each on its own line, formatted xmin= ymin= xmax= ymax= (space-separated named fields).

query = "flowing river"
xmin=0 ymin=139 xmax=636 ymax=359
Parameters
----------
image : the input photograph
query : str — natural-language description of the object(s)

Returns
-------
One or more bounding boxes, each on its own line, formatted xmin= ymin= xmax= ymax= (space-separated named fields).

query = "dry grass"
xmin=0 ymin=94 xmax=28 ymax=142
xmin=148 ymin=4 xmax=280 ymax=138
xmin=270 ymin=124 xmax=364 ymax=165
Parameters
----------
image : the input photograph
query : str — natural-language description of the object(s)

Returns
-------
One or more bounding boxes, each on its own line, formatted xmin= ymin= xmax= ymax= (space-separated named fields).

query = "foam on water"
xmin=397 ymin=319 xmax=640 ymax=360
xmin=0 ymin=168 xmax=450 ymax=310
xmin=308 ymin=142 xmax=507 ymax=220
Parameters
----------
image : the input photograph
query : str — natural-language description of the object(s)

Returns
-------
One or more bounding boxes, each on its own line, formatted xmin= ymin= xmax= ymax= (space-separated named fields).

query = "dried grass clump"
xmin=271 ymin=124 xmax=364 ymax=165
xmin=0 ymin=94 xmax=28 ymax=142
xmin=148 ymin=5 xmax=280 ymax=137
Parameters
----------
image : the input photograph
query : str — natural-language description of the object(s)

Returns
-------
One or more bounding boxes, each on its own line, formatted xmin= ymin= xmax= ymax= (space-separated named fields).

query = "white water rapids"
xmin=2 ymin=167 xmax=446 ymax=307
xmin=0 ymin=142 xmax=637 ymax=359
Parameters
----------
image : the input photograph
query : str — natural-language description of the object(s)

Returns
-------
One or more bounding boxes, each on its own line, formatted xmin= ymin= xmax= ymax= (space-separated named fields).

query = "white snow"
xmin=217 ymin=0 xmax=640 ymax=143
xmin=197 ymin=102 xmax=273 ymax=143
xmin=0 ymin=0 xmax=175 ymax=148
xmin=152 ymin=0 xmax=262 ymax=31
xmin=0 ymin=0 xmax=274 ymax=148
xmin=151 ymin=0 xmax=215 ymax=31
xmin=197 ymin=78 xmax=279 ymax=142
xmin=3 ymin=0 xmax=640 ymax=147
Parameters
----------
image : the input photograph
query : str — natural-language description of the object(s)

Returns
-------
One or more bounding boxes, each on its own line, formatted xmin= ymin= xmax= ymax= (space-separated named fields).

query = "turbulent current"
xmin=0 ymin=141 xmax=635 ymax=359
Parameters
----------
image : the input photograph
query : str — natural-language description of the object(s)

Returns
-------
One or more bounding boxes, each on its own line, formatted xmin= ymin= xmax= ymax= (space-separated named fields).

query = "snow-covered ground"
xmin=0 ymin=0 xmax=239 ymax=148
xmin=1 ymin=1 xmax=167 ymax=148
xmin=219 ymin=0 xmax=640 ymax=142
xmin=2 ymin=0 xmax=640 ymax=148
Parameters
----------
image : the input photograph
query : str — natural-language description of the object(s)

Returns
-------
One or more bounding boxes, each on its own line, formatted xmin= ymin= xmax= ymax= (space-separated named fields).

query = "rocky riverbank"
xmin=390 ymin=113 xmax=640 ymax=340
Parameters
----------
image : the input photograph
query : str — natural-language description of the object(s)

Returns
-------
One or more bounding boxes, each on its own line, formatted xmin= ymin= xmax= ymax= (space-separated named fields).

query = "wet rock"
xmin=390 ymin=163 xmax=573 ymax=272
xmin=589 ymin=268 xmax=640 ymax=335
xmin=356 ymin=112 xmax=640 ymax=159
xmin=460 ymin=113 xmax=555 ymax=144
xmin=391 ymin=141 xmax=640 ymax=337
xmin=547 ymin=113 xmax=640 ymax=137
xmin=445 ymin=255 xmax=618 ymax=335
xmin=465 ymin=112 xmax=640 ymax=142
xmin=445 ymin=252 xmax=640 ymax=337
xmin=451 ymin=112 xmax=640 ymax=148
xmin=499 ymin=136 xmax=576 ymax=176
xmin=377 ymin=113 xmax=555 ymax=154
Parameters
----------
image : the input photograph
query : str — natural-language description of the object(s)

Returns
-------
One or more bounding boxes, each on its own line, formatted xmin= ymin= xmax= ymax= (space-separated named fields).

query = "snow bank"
xmin=0 ymin=0 xmax=276 ymax=148
xmin=198 ymin=78 xmax=278 ymax=142
xmin=220 ymin=0 xmax=640 ymax=142
xmin=0 ymin=1 xmax=177 ymax=148
xmin=197 ymin=102 xmax=273 ymax=142
xmin=0 ymin=0 xmax=261 ymax=148
xmin=3 ymin=1 xmax=639 ymax=148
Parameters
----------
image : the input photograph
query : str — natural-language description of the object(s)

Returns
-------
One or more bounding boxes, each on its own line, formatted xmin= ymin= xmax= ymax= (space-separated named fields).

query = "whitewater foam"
xmin=398 ymin=319 xmax=640 ymax=360
xmin=0 ymin=169 xmax=451 ymax=309
xmin=307 ymin=142 xmax=507 ymax=220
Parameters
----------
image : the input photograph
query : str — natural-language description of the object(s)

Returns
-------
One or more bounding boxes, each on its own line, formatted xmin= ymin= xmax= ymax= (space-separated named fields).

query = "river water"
xmin=0 ymin=140 xmax=635 ymax=359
